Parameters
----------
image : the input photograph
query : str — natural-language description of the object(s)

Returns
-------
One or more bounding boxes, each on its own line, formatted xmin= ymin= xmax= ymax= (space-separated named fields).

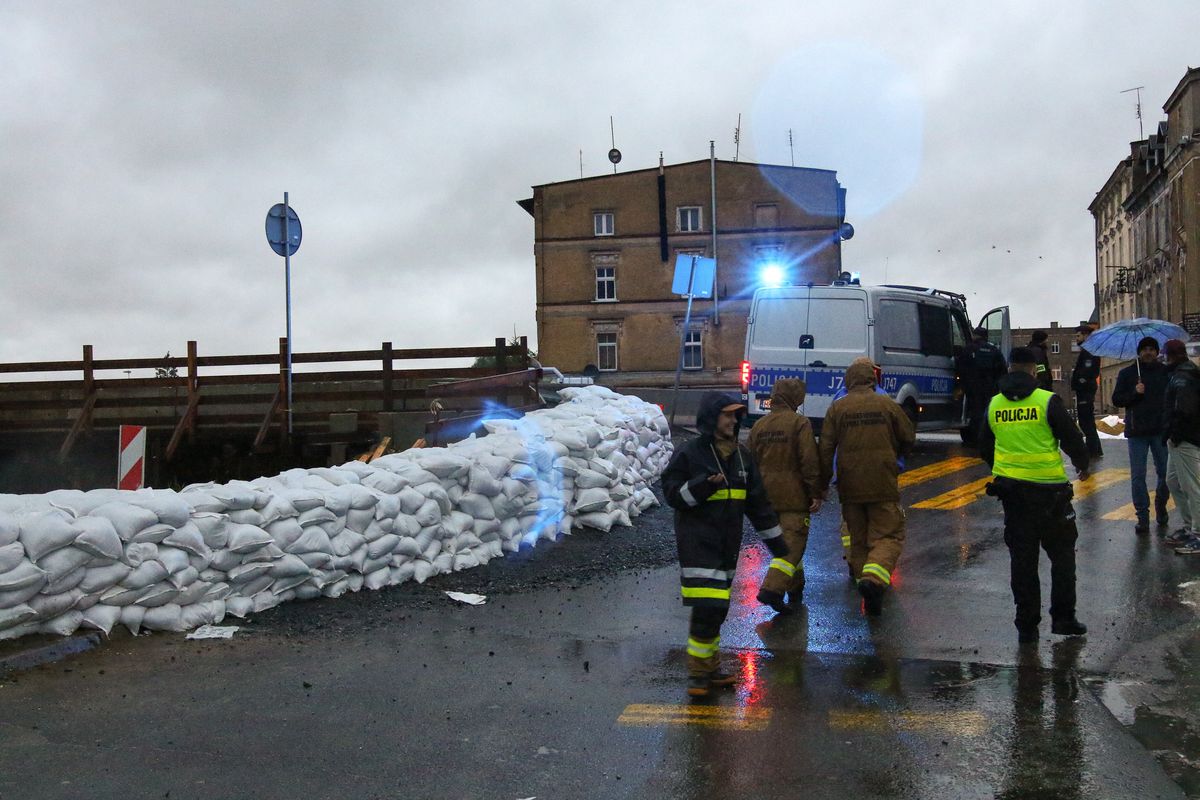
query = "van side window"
xmin=951 ymin=310 xmax=971 ymax=352
xmin=917 ymin=304 xmax=954 ymax=357
xmin=878 ymin=300 xmax=920 ymax=351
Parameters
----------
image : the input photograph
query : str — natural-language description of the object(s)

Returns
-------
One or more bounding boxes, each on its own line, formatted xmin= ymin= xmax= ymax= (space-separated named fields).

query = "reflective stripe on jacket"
xmin=988 ymin=388 xmax=1068 ymax=483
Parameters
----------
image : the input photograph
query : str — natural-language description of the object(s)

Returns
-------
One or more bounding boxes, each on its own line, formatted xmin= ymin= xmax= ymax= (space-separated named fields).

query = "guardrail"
xmin=0 ymin=337 xmax=533 ymax=461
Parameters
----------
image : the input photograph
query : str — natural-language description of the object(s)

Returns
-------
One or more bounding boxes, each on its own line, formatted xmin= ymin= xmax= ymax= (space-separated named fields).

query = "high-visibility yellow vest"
xmin=988 ymin=389 xmax=1068 ymax=483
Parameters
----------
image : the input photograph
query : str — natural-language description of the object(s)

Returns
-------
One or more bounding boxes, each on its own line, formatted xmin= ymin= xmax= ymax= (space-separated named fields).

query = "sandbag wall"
xmin=0 ymin=387 xmax=672 ymax=641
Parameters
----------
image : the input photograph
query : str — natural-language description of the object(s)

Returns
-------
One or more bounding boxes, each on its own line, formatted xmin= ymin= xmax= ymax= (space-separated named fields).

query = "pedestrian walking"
xmin=1027 ymin=331 xmax=1053 ymax=391
xmin=661 ymin=392 xmax=786 ymax=697
xmin=978 ymin=347 xmax=1091 ymax=644
xmin=1071 ymin=324 xmax=1104 ymax=460
xmin=1159 ymin=340 xmax=1200 ymax=554
xmin=957 ymin=326 xmax=1008 ymax=445
xmin=747 ymin=378 xmax=822 ymax=613
xmin=1111 ymin=336 xmax=1171 ymax=533
xmin=817 ymin=359 xmax=915 ymax=616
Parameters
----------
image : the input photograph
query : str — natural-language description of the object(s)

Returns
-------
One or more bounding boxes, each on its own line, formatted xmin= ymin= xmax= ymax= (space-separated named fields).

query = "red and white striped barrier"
xmin=118 ymin=425 xmax=146 ymax=490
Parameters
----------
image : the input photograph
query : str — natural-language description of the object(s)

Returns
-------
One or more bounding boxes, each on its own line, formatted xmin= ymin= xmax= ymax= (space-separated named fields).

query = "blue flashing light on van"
xmin=741 ymin=282 xmax=1011 ymax=434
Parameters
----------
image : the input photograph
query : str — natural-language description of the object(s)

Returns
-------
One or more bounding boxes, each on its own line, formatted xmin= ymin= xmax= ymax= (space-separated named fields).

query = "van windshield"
xmin=752 ymin=296 xmax=867 ymax=352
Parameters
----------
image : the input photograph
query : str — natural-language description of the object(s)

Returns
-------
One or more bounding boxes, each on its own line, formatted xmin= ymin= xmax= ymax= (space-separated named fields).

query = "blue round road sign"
xmin=265 ymin=203 xmax=302 ymax=257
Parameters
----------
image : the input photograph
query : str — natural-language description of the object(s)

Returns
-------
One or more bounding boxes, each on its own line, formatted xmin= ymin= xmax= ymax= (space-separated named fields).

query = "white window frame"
xmin=594 ymin=211 xmax=614 ymax=237
xmin=596 ymin=331 xmax=618 ymax=372
xmin=1050 ymin=342 xmax=1060 ymax=354
xmin=595 ymin=266 xmax=616 ymax=302
xmin=683 ymin=328 xmax=703 ymax=370
xmin=677 ymin=206 xmax=702 ymax=233
xmin=1051 ymin=366 xmax=1062 ymax=381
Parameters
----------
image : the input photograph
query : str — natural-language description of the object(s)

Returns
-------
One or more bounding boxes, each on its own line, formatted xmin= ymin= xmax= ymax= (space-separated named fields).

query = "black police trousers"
xmin=1075 ymin=394 xmax=1103 ymax=458
xmin=998 ymin=481 xmax=1079 ymax=631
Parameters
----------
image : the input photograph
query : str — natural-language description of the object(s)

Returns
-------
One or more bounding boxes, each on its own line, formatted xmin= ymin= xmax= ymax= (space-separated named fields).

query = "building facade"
xmin=520 ymin=158 xmax=846 ymax=386
xmin=1091 ymin=66 xmax=1200 ymax=410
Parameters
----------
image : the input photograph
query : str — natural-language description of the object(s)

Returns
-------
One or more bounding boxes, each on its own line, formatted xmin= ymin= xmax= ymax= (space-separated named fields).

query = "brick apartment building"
xmin=1011 ymin=322 xmax=1089 ymax=412
xmin=519 ymin=158 xmax=847 ymax=386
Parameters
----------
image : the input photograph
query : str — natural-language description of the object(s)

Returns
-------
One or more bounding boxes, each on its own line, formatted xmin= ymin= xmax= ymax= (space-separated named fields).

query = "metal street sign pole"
xmin=283 ymin=191 xmax=293 ymax=436
xmin=669 ymin=256 xmax=697 ymax=428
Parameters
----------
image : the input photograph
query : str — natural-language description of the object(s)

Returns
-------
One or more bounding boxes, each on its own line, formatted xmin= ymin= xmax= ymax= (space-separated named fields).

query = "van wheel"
xmin=902 ymin=400 xmax=919 ymax=428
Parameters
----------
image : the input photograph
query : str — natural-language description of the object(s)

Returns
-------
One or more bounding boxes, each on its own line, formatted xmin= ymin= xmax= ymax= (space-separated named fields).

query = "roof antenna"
xmin=1121 ymin=86 xmax=1145 ymax=139
xmin=734 ymin=113 xmax=741 ymax=162
xmin=788 ymin=128 xmax=795 ymax=167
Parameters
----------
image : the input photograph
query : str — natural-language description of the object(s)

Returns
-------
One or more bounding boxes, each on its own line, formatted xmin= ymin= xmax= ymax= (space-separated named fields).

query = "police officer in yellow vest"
xmin=978 ymin=347 xmax=1091 ymax=644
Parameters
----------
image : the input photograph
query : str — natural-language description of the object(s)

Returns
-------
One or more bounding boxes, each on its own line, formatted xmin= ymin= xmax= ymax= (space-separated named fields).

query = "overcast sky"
xmin=2 ymin=1 xmax=1197 ymax=373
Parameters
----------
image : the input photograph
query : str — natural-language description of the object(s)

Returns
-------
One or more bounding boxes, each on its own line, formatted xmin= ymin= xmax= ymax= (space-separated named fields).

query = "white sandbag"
xmin=360 ymin=470 xmax=407 ymax=494
xmin=330 ymin=531 xmax=366 ymax=558
xmin=73 ymin=516 xmax=124 ymax=560
xmin=507 ymin=463 xmax=538 ymax=482
xmin=128 ymin=522 xmax=175 ymax=544
xmin=467 ymin=465 xmax=503 ymax=497
xmin=227 ymin=508 xmax=266 ymax=527
xmin=225 ymin=596 xmax=254 ymax=618
xmin=412 ymin=560 xmax=435 ymax=584
xmin=271 ymin=574 xmax=309 ymax=595
xmin=293 ymin=584 xmax=321 ymax=601
xmin=0 ymin=603 xmax=38 ymax=631
xmin=431 ymin=552 xmax=454 ymax=574
xmin=79 ymin=562 xmax=132 ymax=594
xmin=209 ymin=548 xmax=242 ymax=572
xmin=192 ymin=513 xmax=229 ymax=549
xmin=37 ymin=610 xmax=83 ymax=636
xmin=228 ymin=562 xmax=273 ymax=584
xmin=119 ymin=604 xmax=147 ymax=634
xmin=373 ymin=493 xmax=402 ymax=521
xmin=0 ymin=560 xmax=46 ymax=593
xmin=203 ymin=582 xmax=232 ymax=602
xmin=88 ymin=502 xmax=158 ymax=543
xmin=576 ymin=511 xmax=614 ymax=532
xmin=136 ymin=583 xmax=180 ymax=608
xmin=443 ymin=511 xmax=475 ymax=536
xmin=298 ymin=506 xmax=338 ymax=528
xmin=207 ymin=485 xmax=259 ymax=511
xmin=296 ymin=551 xmax=334 ymax=569
xmin=573 ymin=488 xmax=611 ymax=514
xmin=121 ymin=560 xmax=169 ymax=590
xmin=81 ymin=603 xmax=121 ymax=636
xmin=346 ymin=507 xmax=376 ymax=535
xmin=397 ymin=486 xmax=426 ymax=515
xmin=101 ymin=584 xmax=148 ymax=607
xmin=168 ymin=566 xmax=199 ymax=590
xmin=364 ymin=567 xmax=390 ymax=590
xmin=44 ymin=566 xmax=88 ymax=595
xmin=125 ymin=492 xmax=191 ymax=528
xmin=277 ymin=489 xmax=324 ymax=513
xmin=240 ymin=543 xmax=285 ymax=564
xmin=456 ymin=492 xmax=496 ymax=520
xmin=392 ymin=537 xmax=422 ymax=559
xmin=414 ymin=498 xmax=442 ymax=527
xmin=225 ymin=524 xmax=273 ymax=554
xmin=309 ymin=467 xmax=360 ymax=486
xmin=175 ymin=579 xmax=213 ymax=606
xmin=0 ymin=542 xmax=25 ymax=573
xmin=266 ymin=517 xmax=305 ymax=550
xmin=267 ymin=554 xmax=310 ymax=579
xmin=18 ymin=510 xmax=81 ymax=561
xmin=156 ymin=546 xmax=192 ymax=575
xmin=390 ymin=562 xmax=415 ymax=585
xmin=415 ymin=482 xmax=452 ymax=515
xmin=574 ymin=469 xmax=612 ymax=489
xmin=179 ymin=602 xmax=218 ymax=629
xmin=415 ymin=451 xmax=472 ymax=480
xmin=37 ymin=546 xmax=92 ymax=581
xmin=27 ymin=589 xmax=84 ymax=620
xmin=285 ymin=526 xmax=333 ymax=555
xmin=0 ymin=513 xmax=17 ymax=547
xmin=366 ymin=534 xmax=400 ymax=560
xmin=142 ymin=604 xmax=186 ymax=632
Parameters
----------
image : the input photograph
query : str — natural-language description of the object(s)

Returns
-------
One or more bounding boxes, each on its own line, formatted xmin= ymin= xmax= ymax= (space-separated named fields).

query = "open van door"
xmin=977 ymin=306 xmax=1012 ymax=360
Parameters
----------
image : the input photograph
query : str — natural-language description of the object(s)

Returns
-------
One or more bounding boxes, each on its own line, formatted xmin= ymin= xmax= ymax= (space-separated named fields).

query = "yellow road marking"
xmin=618 ymin=703 xmax=771 ymax=731
xmin=828 ymin=709 xmax=987 ymax=736
xmin=898 ymin=457 xmax=984 ymax=489
xmin=1070 ymin=468 xmax=1129 ymax=500
xmin=911 ymin=477 xmax=994 ymax=510
xmin=1103 ymin=498 xmax=1176 ymax=521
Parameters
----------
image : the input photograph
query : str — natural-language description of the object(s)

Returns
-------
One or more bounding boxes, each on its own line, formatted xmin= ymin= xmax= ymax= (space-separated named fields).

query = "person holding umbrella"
xmin=1111 ymin=336 xmax=1172 ymax=533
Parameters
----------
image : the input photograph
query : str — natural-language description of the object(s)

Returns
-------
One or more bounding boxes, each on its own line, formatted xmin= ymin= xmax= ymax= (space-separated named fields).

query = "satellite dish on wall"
xmin=608 ymin=148 xmax=622 ymax=165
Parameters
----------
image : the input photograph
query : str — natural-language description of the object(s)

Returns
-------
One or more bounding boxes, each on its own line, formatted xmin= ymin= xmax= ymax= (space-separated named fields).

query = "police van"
xmin=740 ymin=281 xmax=1011 ymax=432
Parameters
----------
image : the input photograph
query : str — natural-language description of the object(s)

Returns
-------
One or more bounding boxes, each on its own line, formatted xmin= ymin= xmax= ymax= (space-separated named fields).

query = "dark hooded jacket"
xmin=662 ymin=391 xmax=784 ymax=608
xmin=1112 ymin=359 xmax=1169 ymax=437
xmin=1163 ymin=359 xmax=1200 ymax=447
xmin=977 ymin=370 xmax=1089 ymax=476
xmin=747 ymin=378 xmax=821 ymax=512
xmin=1028 ymin=340 xmax=1053 ymax=391
xmin=817 ymin=362 xmax=915 ymax=503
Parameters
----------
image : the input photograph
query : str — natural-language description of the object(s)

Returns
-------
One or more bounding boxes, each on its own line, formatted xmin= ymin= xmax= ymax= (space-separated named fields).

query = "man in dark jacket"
xmin=1112 ymin=336 xmax=1171 ymax=533
xmin=1071 ymin=324 xmax=1104 ymax=459
xmin=662 ymin=392 xmax=785 ymax=697
xmin=748 ymin=378 xmax=822 ymax=612
xmin=1028 ymin=331 xmax=1053 ymax=391
xmin=978 ymin=347 xmax=1090 ymax=644
xmin=817 ymin=360 xmax=916 ymax=617
xmin=957 ymin=326 xmax=1008 ymax=445
xmin=1161 ymin=340 xmax=1200 ymax=553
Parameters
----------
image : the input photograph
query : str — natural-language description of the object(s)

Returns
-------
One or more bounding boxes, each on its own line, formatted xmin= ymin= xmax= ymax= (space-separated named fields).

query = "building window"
xmin=677 ymin=206 xmax=702 ymax=232
xmin=595 ymin=266 xmax=616 ymax=301
xmin=1051 ymin=367 xmax=1062 ymax=381
xmin=594 ymin=212 xmax=614 ymax=237
xmin=754 ymin=204 xmax=779 ymax=228
xmin=597 ymin=332 xmax=618 ymax=371
xmin=1050 ymin=342 xmax=1060 ymax=354
xmin=683 ymin=329 xmax=703 ymax=370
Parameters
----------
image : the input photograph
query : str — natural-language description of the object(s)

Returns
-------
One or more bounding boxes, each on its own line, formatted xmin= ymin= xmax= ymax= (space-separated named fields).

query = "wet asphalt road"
xmin=1 ymin=433 xmax=1199 ymax=799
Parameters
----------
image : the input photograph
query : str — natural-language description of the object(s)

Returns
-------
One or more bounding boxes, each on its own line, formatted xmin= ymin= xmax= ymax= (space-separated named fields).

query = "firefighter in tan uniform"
xmin=748 ymin=378 xmax=823 ymax=613
xmin=818 ymin=360 xmax=916 ymax=616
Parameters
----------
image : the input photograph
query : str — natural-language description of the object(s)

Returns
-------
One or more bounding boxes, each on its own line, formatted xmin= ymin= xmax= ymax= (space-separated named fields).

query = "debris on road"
xmin=445 ymin=592 xmax=487 ymax=606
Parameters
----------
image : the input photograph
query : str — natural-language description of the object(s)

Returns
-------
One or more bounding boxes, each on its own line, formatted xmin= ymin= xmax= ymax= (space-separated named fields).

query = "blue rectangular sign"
xmin=671 ymin=254 xmax=715 ymax=297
